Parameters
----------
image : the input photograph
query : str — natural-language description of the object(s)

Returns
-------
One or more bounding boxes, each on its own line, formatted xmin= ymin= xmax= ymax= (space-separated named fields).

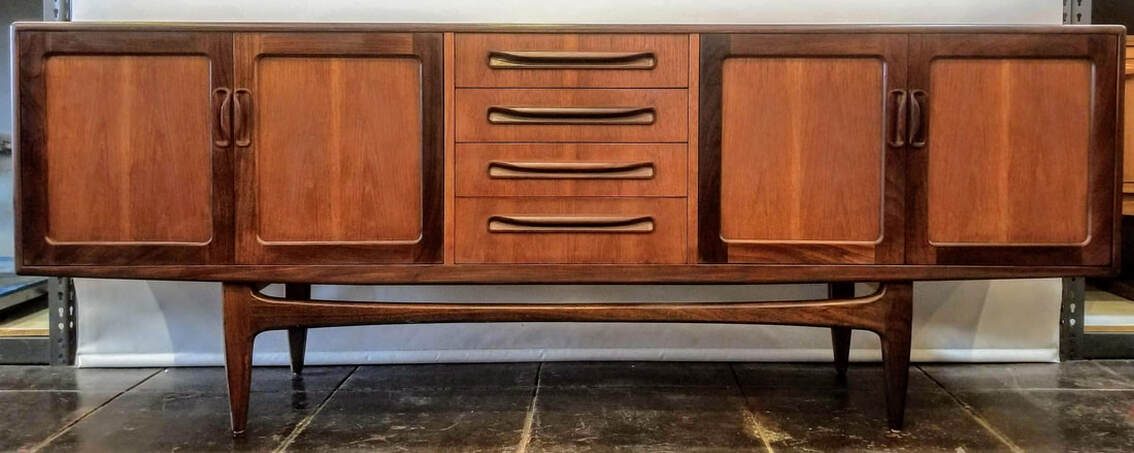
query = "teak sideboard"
xmin=12 ymin=23 xmax=1125 ymax=434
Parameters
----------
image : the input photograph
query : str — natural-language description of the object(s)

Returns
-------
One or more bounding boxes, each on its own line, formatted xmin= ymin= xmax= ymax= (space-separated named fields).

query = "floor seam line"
xmin=1088 ymin=360 xmax=1134 ymax=384
xmin=273 ymin=365 xmax=358 ymax=453
xmin=729 ymin=363 xmax=775 ymax=453
xmin=25 ymin=367 xmax=165 ymax=453
xmin=917 ymin=365 xmax=1025 ymax=453
xmin=515 ymin=362 xmax=543 ymax=453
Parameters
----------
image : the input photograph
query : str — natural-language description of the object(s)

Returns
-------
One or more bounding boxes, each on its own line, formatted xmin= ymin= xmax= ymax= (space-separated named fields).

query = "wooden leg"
xmin=828 ymin=283 xmax=855 ymax=379
xmin=222 ymin=283 xmax=257 ymax=437
xmin=830 ymin=327 xmax=852 ymax=379
xmin=284 ymin=284 xmax=311 ymax=375
xmin=879 ymin=281 xmax=913 ymax=431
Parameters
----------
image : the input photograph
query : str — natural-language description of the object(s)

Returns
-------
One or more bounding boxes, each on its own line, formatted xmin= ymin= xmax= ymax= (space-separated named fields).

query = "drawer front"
xmin=455 ymin=88 xmax=687 ymax=142
xmin=456 ymin=143 xmax=686 ymax=197
xmin=455 ymin=33 xmax=688 ymax=88
xmin=455 ymin=198 xmax=686 ymax=263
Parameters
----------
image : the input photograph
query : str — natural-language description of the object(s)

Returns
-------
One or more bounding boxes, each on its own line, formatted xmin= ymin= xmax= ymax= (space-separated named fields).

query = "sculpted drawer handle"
xmin=213 ymin=87 xmax=232 ymax=147
xmin=488 ymin=215 xmax=655 ymax=233
xmin=908 ymin=89 xmax=928 ymax=149
xmin=233 ymin=88 xmax=253 ymax=148
xmin=488 ymin=161 xmax=655 ymax=179
xmin=487 ymin=106 xmax=656 ymax=125
xmin=887 ymin=89 xmax=907 ymax=148
xmin=488 ymin=51 xmax=657 ymax=69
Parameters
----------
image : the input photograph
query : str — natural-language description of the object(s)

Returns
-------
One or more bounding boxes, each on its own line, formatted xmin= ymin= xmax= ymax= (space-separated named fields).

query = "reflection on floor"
xmin=1 ymin=361 xmax=1132 ymax=452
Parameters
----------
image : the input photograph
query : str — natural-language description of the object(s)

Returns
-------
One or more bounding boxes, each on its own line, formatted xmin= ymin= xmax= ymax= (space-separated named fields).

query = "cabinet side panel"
xmin=44 ymin=55 xmax=213 ymax=243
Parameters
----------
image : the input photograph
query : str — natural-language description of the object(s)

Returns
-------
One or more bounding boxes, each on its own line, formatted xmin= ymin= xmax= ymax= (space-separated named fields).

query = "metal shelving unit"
xmin=0 ymin=0 xmax=74 ymax=365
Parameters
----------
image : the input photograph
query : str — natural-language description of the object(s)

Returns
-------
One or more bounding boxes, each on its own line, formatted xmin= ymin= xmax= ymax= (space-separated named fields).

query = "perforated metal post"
xmin=46 ymin=278 xmax=75 ymax=365
xmin=1065 ymin=0 xmax=1092 ymax=24
xmin=42 ymin=0 xmax=70 ymax=21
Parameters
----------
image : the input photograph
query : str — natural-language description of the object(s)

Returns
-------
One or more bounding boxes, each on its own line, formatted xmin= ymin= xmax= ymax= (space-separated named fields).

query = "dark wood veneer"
xmin=16 ymin=263 xmax=1114 ymax=284
xmin=223 ymin=280 xmax=914 ymax=432
xmin=233 ymin=32 xmax=445 ymax=264
xmin=16 ymin=31 xmax=235 ymax=266
xmin=906 ymin=33 xmax=1121 ymax=266
xmin=698 ymin=33 xmax=908 ymax=265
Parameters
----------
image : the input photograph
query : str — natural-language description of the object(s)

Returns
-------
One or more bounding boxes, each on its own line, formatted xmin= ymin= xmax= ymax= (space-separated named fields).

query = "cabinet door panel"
xmin=255 ymin=57 xmax=422 ymax=242
xmin=699 ymin=34 xmax=907 ymax=264
xmin=17 ymin=31 xmax=233 ymax=265
xmin=235 ymin=33 xmax=443 ymax=264
xmin=908 ymin=34 xmax=1119 ymax=266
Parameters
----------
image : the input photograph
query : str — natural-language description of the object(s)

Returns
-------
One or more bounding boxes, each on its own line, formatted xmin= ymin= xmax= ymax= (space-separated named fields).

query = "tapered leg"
xmin=879 ymin=281 xmax=913 ymax=431
xmin=284 ymin=284 xmax=311 ymax=375
xmin=830 ymin=327 xmax=852 ymax=379
xmin=223 ymin=283 xmax=257 ymax=436
xmin=828 ymin=283 xmax=855 ymax=379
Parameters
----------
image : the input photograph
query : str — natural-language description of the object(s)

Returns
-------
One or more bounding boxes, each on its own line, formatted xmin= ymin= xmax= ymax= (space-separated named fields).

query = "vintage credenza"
xmin=12 ymin=23 xmax=1125 ymax=434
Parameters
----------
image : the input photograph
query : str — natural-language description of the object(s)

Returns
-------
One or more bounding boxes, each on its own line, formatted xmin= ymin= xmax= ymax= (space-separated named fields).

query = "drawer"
xmin=455 ymin=33 xmax=688 ymax=88
xmin=455 ymin=198 xmax=686 ymax=263
xmin=455 ymin=88 xmax=687 ymax=143
xmin=455 ymin=143 xmax=686 ymax=197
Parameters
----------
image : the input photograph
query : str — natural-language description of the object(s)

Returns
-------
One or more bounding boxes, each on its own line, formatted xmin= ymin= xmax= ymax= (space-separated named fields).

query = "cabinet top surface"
xmin=10 ymin=22 xmax=1126 ymax=35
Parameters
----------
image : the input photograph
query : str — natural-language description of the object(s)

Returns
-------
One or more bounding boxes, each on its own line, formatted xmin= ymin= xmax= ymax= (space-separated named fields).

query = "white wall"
xmin=69 ymin=0 xmax=1068 ymax=367
xmin=73 ymin=0 xmax=1060 ymax=24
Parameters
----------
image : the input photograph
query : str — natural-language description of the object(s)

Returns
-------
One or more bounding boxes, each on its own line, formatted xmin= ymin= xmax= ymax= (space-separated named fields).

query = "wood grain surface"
xmin=720 ymin=57 xmax=884 ymax=243
xmin=698 ymin=34 xmax=908 ymax=265
xmin=253 ymin=56 xmax=423 ymax=242
xmin=906 ymin=33 xmax=1118 ymax=266
xmin=45 ymin=55 xmax=214 ymax=244
xmin=455 ymin=197 xmax=685 ymax=263
xmin=455 ymin=33 xmax=687 ymax=88
xmin=233 ymin=32 xmax=445 ymax=264
xmin=455 ymin=143 xmax=686 ymax=197
xmin=926 ymin=58 xmax=1091 ymax=245
xmin=455 ymin=88 xmax=687 ymax=142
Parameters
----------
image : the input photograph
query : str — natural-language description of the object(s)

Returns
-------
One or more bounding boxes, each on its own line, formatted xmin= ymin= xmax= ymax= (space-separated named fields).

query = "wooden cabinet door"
xmin=16 ymin=31 xmax=234 ymax=265
xmin=698 ymin=34 xmax=908 ymax=264
xmin=907 ymin=33 xmax=1120 ymax=266
xmin=234 ymin=33 xmax=443 ymax=264
xmin=1123 ymin=37 xmax=1134 ymax=215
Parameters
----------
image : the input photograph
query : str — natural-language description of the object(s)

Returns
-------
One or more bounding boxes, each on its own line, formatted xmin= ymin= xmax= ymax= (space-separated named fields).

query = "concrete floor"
xmin=0 ymin=361 xmax=1132 ymax=452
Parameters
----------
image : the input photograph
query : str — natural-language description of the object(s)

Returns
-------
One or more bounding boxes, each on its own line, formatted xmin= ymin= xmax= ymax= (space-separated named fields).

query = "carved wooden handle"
xmin=233 ymin=88 xmax=253 ymax=148
xmin=488 ymin=215 xmax=655 ymax=233
xmin=488 ymin=50 xmax=656 ymax=69
xmin=488 ymin=161 xmax=655 ymax=179
xmin=888 ymin=89 xmax=907 ymax=148
xmin=487 ymin=106 xmax=656 ymax=125
xmin=213 ymin=87 xmax=232 ymax=147
xmin=908 ymin=89 xmax=927 ymax=149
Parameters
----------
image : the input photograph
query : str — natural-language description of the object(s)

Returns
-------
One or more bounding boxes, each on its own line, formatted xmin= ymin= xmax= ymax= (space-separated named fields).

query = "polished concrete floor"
xmin=0 ymin=361 xmax=1132 ymax=452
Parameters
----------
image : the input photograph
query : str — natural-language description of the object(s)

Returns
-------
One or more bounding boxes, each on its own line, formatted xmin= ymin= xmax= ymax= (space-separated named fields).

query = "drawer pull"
xmin=488 ymin=161 xmax=655 ymax=179
xmin=487 ymin=106 xmax=656 ymax=125
xmin=212 ymin=87 xmax=232 ymax=147
xmin=233 ymin=88 xmax=253 ymax=148
xmin=908 ymin=89 xmax=928 ymax=149
xmin=488 ymin=51 xmax=657 ymax=70
xmin=488 ymin=215 xmax=655 ymax=233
